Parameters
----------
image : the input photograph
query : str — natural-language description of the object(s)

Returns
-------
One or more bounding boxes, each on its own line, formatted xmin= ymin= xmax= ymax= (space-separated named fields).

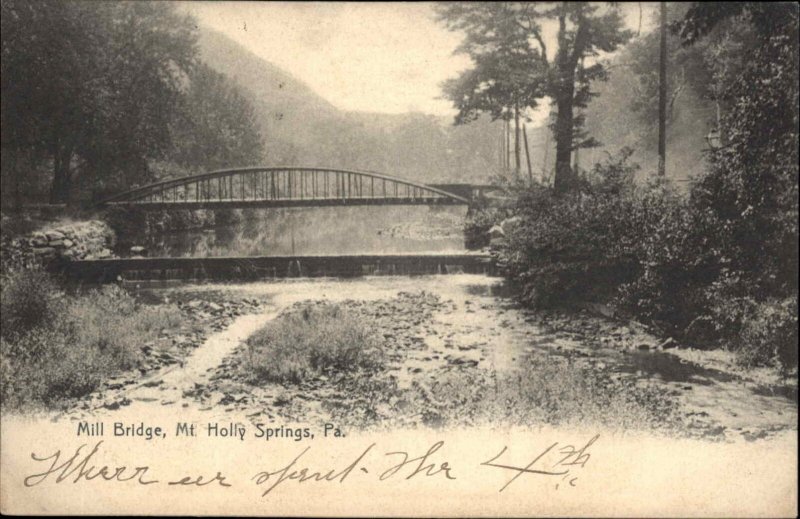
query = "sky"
xmin=184 ymin=2 xmax=658 ymax=121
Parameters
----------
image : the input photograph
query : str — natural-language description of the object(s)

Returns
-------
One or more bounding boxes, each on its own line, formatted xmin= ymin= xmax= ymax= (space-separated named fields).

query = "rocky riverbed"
xmin=55 ymin=275 xmax=796 ymax=442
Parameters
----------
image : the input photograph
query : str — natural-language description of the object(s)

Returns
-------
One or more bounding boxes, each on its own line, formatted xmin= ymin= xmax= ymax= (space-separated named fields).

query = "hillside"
xmin=197 ymin=29 xmax=504 ymax=184
xmin=197 ymin=27 xmax=714 ymax=187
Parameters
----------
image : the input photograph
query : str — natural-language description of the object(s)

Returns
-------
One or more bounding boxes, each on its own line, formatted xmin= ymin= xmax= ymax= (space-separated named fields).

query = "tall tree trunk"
xmin=554 ymin=86 xmax=576 ymax=193
xmin=49 ymin=145 xmax=72 ymax=204
xmin=505 ymin=117 xmax=511 ymax=171
xmin=499 ymin=124 xmax=506 ymax=170
xmin=49 ymin=159 xmax=62 ymax=205
xmin=11 ymin=150 xmax=22 ymax=213
xmin=542 ymin=120 xmax=551 ymax=182
xmin=523 ymin=124 xmax=533 ymax=184
xmin=514 ymin=104 xmax=521 ymax=176
xmin=658 ymin=1 xmax=667 ymax=176
xmin=553 ymin=4 xmax=582 ymax=193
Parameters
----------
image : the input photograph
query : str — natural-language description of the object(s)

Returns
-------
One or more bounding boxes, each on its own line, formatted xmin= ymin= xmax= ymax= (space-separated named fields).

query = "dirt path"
xmin=58 ymin=275 xmax=797 ymax=441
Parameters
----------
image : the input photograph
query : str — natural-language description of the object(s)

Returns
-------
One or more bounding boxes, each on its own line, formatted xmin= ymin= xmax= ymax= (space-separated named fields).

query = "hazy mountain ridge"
xmin=197 ymin=28 xmax=503 ymax=184
xmin=198 ymin=27 xmax=713 ymax=186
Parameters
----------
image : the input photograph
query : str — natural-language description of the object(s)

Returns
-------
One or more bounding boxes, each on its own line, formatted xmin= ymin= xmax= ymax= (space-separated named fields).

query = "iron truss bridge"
xmin=96 ymin=167 xmax=493 ymax=210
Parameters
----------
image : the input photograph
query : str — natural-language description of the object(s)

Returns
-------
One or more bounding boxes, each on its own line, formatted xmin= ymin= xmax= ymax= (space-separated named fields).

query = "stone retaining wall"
xmin=11 ymin=220 xmax=116 ymax=262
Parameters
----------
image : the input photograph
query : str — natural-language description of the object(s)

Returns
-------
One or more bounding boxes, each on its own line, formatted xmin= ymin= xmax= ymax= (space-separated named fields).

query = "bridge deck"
xmin=106 ymin=195 xmax=466 ymax=210
xmin=97 ymin=167 xmax=476 ymax=209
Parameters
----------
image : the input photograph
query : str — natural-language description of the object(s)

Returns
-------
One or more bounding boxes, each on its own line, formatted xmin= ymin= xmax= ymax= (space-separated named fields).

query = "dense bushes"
xmin=0 ymin=265 xmax=182 ymax=409
xmin=464 ymin=208 xmax=505 ymax=249
xmin=490 ymin=4 xmax=798 ymax=372
xmin=494 ymin=148 xmax=797 ymax=372
xmin=498 ymin=150 xmax=643 ymax=307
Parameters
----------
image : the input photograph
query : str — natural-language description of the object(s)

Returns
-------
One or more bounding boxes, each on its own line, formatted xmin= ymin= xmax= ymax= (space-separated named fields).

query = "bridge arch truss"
xmin=98 ymin=167 xmax=471 ymax=209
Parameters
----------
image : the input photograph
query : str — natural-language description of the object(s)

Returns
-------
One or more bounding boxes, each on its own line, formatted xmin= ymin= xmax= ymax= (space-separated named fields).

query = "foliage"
xmin=687 ymin=4 xmax=799 ymax=298
xmin=329 ymin=356 xmax=678 ymax=432
xmin=736 ymin=298 xmax=798 ymax=371
xmin=439 ymin=2 xmax=547 ymax=179
xmin=245 ymin=303 xmax=384 ymax=384
xmin=169 ymin=63 xmax=265 ymax=173
xmin=497 ymin=149 xmax=642 ymax=306
xmin=705 ymin=276 xmax=798 ymax=370
xmin=1 ymin=0 xmax=197 ymax=203
xmin=1 ymin=1 xmax=265 ymax=206
xmin=437 ymin=3 xmax=547 ymax=128
xmin=0 ymin=267 xmax=182 ymax=409
xmin=0 ymin=263 xmax=64 ymax=342
xmin=464 ymin=208 xmax=505 ymax=250
xmin=437 ymin=2 xmax=634 ymax=191
xmin=497 ymin=140 xmax=797 ymax=371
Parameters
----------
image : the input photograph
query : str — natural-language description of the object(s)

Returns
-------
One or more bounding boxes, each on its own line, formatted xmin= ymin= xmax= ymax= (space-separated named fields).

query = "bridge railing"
xmin=98 ymin=167 xmax=471 ymax=207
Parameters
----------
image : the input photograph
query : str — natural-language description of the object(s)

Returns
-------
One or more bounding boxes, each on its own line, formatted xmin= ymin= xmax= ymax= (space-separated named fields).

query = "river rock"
xmin=33 ymin=246 xmax=57 ymax=256
xmin=659 ymin=337 xmax=678 ymax=349
xmin=29 ymin=233 xmax=48 ymax=247
xmin=488 ymin=225 xmax=505 ymax=239
xmin=581 ymin=302 xmax=617 ymax=318
xmin=500 ymin=216 xmax=522 ymax=234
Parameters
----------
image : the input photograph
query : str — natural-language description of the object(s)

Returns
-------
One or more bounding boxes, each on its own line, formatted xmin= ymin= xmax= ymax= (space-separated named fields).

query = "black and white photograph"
xmin=1 ymin=1 xmax=797 ymax=516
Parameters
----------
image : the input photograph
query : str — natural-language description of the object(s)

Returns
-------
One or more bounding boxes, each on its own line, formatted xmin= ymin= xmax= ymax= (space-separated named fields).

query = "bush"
xmin=497 ymin=151 xmax=643 ymax=307
xmin=495 ymin=147 xmax=798 ymax=371
xmin=0 ymin=264 xmax=64 ymax=342
xmin=0 ymin=267 xmax=182 ymax=409
xmin=463 ymin=208 xmax=500 ymax=249
xmin=245 ymin=303 xmax=384 ymax=384
xmin=711 ymin=293 xmax=799 ymax=371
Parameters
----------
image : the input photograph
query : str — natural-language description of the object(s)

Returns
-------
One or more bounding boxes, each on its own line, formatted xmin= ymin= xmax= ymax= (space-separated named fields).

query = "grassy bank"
xmin=0 ymin=265 xmax=182 ymax=410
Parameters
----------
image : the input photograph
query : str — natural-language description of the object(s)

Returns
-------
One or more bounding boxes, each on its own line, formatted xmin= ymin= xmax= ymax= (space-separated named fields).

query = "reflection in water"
xmin=131 ymin=206 xmax=468 ymax=258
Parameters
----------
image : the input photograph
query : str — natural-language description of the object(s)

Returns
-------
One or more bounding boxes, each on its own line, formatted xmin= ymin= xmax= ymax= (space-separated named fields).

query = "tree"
xmin=658 ymin=2 xmax=667 ymax=176
xmin=438 ymin=3 xmax=547 ymax=177
xmin=1 ymin=0 xmax=101 ymax=205
xmin=79 ymin=1 xmax=197 ymax=196
xmin=678 ymin=2 xmax=799 ymax=294
xmin=437 ymin=2 xmax=633 ymax=192
xmin=547 ymin=3 xmax=633 ymax=191
xmin=169 ymin=63 xmax=265 ymax=173
xmin=1 ymin=0 xmax=197 ymax=204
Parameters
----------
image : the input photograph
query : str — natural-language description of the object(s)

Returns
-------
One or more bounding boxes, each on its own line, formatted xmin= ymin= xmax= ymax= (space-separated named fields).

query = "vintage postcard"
xmin=1 ymin=1 xmax=797 ymax=516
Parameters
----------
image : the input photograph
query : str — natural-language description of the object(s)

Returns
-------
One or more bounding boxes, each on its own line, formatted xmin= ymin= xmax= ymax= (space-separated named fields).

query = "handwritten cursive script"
xmin=482 ymin=434 xmax=599 ymax=491
xmin=24 ymin=441 xmax=158 ymax=487
xmin=22 ymin=435 xmax=598 ymax=496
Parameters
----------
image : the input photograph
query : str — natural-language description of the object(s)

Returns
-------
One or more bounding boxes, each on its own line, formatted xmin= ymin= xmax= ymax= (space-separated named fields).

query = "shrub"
xmin=0 ymin=267 xmax=182 ymax=409
xmin=712 ymin=294 xmax=799 ymax=371
xmin=0 ymin=264 xmax=64 ymax=342
xmin=463 ymin=208 xmax=499 ymax=250
xmin=496 ymin=152 xmax=643 ymax=307
xmin=495 ymin=147 xmax=797 ymax=372
xmin=245 ymin=303 xmax=384 ymax=384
